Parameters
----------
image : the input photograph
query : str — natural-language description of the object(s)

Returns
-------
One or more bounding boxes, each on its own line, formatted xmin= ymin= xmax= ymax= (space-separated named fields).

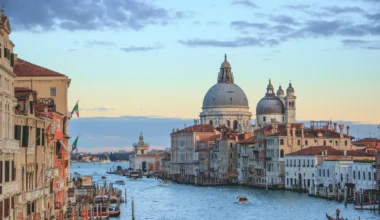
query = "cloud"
xmin=230 ymin=21 xmax=269 ymax=30
xmin=231 ymin=0 xmax=259 ymax=8
xmin=366 ymin=13 xmax=380 ymax=21
xmin=5 ymin=0 xmax=190 ymax=31
xmin=270 ymin=15 xmax=299 ymax=26
xmin=120 ymin=44 xmax=163 ymax=52
xmin=283 ymin=4 xmax=310 ymax=10
xmin=322 ymin=6 xmax=364 ymax=14
xmin=207 ymin=21 xmax=220 ymax=25
xmin=86 ymin=40 xmax=115 ymax=46
xmin=341 ymin=39 xmax=380 ymax=50
xmin=80 ymin=108 xmax=115 ymax=112
xmin=178 ymin=37 xmax=278 ymax=48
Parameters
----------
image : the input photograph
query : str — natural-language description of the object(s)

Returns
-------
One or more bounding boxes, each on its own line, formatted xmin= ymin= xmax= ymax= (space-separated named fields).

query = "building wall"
xmin=285 ymin=155 xmax=318 ymax=189
xmin=14 ymin=76 xmax=70 ymax=116
xmin=256 ymin=114 xmax=284 ymax=127
xmin=200 ymin=107 xmax=252 ymax=132
xmin=237 ymin=143 xmax=251 ymax=183
xmin=351 ymin=162 xmax=377 ymax=191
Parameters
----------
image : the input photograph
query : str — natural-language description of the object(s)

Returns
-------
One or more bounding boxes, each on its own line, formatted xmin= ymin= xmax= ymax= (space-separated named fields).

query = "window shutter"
xmin=22 ymin=126 xmax=30 ymax=147
xmin=10 ymin=53 xmax=14 ymax=66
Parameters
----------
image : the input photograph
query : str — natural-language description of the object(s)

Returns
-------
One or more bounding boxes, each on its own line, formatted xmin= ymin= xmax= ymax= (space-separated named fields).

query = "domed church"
xmin=255 ymin=79 xmax=297 ymax=128
xmin=199 ymin=55 xmax=253 ymax=132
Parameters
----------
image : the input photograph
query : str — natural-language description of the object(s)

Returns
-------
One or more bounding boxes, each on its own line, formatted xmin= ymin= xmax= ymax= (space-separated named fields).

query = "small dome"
xmin=221 ymin=54 xmax=231 ymax=68
xmin=203 ymin=83 xmax=249 ymax=108
xmin=256 ymin=96 xmax=285 ymax=114
xmin=267 ymin=79 xmax=274 ymax=90
xmin=287 ymin=83 xmax=294 ymax=94
xmin=277 ymin=86 xmax=284 ymax=96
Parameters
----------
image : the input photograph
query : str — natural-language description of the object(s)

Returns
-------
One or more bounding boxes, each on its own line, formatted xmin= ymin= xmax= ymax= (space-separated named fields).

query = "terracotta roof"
xmin=287 ymin=146 xmax=341 ymax=156
xmin=202 ymin=134 xmax=221 ymax=142
xmin=171 ymin=124 xmax=216 ymax=134
xmin=267 ymin=127 xmax=352 ymax=139
xmin=355 ymin=138 xmax=380 ymax=142
xmin=238 ymin=136 xmax=256 ymax=144
xmin=256 ymin=123 xmax=304 ymax=132
xmin=287 ymin=146 xmax=374 ymax=157
xmin=14 ymin=58 xmax=66 ymax=77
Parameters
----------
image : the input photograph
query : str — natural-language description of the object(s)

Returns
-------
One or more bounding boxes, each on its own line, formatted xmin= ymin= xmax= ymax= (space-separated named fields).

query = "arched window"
xmin=305 ymin=140 xmax=308 ymax=145
xmin=344 ymin=140 xmax=347 ymax=146
xmin=280 ymin=149 xmax=284 ymax=158
xmin=280 ymin=139 xmax=284 ymax=145
xmin=227 ymin=120 xmax=231 ymax=128
xmin=230 ymin=143 xmax=233 ymax=149
xmin=233 ymin=120 xmax=238 ymax=130
xmin=263 ymin=116 xmax=266 ymax=122
xmin=209 ymin=120 xmax=213 ymax=125
xmin=323 ymin=140 xmax=326 ymax=146
xmin=297 ymin=140 xmax=301 ymax=145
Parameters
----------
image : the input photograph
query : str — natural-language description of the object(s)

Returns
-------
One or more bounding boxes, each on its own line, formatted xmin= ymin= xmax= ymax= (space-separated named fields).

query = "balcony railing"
xmin=27 ymin=145 xmax=35 ymax=154
xmin=2 ymin=181 xmax=19 ymax=195
xmin=0 ymin=138 xmax=20 ymax=153
xmin=23 ymin=187 xmax=45 ymax=202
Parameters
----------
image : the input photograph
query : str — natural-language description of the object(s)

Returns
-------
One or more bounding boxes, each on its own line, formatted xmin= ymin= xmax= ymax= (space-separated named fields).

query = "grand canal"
xmin=72 ymin=162 xmax=379 ymax=220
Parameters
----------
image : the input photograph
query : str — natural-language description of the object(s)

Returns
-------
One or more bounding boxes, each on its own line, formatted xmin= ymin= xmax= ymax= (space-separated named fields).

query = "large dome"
xmin=203 ymin=83 xmax=249 ymax=108
xmin=256 ymin=96 xmax=284 ymax=114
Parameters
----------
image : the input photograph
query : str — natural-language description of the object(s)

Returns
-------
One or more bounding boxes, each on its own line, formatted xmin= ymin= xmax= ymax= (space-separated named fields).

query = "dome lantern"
xmin=218 ymin=54 xmax=234 ymax=84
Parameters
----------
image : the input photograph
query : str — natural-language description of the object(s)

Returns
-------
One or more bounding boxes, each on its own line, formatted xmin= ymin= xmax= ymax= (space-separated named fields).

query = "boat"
xmin=354 ymin=201 xmax=379 ymax=210
xmin=108 ymin=206 xmax=121 ymax=217
xmin=115 ymin=180 xmax=126 ymax=185
xmin=132 ymin=177 xmax=138 ymax=181
xmin=92 ymin=206 xmax=120 ymax=218
xmin=94 ymin=195 xmax=119 ymax=204
xmin=159 ymin=181 xmax=168 ymax=186
xmin=101 ymin=176 xmax=107 ymax=180
xmin=326 ymin=209 xmax=344 ymax=220
xmin=237 ymin=196 xmax=248 ymax=204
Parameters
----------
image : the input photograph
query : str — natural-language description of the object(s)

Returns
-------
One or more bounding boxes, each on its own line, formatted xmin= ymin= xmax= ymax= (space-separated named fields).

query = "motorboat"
xmin=237 ymin=196 xmax=248 ymax=204
xmin=159 ymin=181 xmax=168 ymax=186
xmin=101 ymin=176 xmax=107 ymax=180
xmin=354 ymin=201 xmax=379 ymax=210
xmin=115 ymin=180 xmax=126 ymax=185
xmin=92 ymin=206 xmax=120 ymax=218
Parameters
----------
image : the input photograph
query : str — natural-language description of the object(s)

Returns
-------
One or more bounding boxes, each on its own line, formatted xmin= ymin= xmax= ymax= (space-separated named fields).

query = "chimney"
xmin=172 ymin=128 xmax=174 ymax=133
xmin=285 ymin=124 xmax=290 ymax=138
xmin=301 ymin=124 xmax=305 ymax=138
xmin=271 ymin=118 xmax=276 ymax=134
xmin=346 ymin=126 xmax=350 ymax=136
xmin=274 ymin=124 xmax=278 ymax=133
xmin=333 ymin=123 xmax=337 ymax=132
xmin=339 ymin=124 xmax=344 ymax=138
xmin=176 ymin=128 xmax=179 ymax=132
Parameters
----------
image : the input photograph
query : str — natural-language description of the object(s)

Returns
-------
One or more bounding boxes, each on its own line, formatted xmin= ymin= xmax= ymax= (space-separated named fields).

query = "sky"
xmin=2 ymin=0 xmax=380 ymax=151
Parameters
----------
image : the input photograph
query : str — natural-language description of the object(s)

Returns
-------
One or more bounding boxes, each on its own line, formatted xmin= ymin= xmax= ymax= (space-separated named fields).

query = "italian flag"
xmin=71 ymin=136 xmax=79 ymax=152
xmin=71 ymin=101 xmax=79 ymax=118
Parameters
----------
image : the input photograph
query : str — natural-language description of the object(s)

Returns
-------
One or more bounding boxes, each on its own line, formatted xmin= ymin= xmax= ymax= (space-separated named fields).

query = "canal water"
xmin=72 ymin=162 xmax=379 ymax=220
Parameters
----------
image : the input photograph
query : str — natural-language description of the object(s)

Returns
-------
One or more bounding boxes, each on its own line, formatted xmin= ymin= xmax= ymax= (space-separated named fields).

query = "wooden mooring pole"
xmin=132 ymin=195 xmax=135 ymax=220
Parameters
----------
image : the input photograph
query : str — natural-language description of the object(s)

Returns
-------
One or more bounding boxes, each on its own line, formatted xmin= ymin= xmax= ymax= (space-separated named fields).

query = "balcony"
xmin=0 ymin=138 xmax=20 ymax=153
xmin=27 ymin=145 xmax=35 ymax=154
xmin=241 ymin=153 xmax=249 ymax=157
xmin=23 ymin=187 xmax=45 ymax=202
xmin=54 ymin=202 xmax=62 ymax=210
xmin=2 ymin=181 xmax=19 ymax=195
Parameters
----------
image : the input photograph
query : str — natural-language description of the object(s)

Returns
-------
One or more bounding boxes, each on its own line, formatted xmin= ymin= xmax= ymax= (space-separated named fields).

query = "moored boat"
xmin=237 ymin=196 xmax=248 ymax=204
xmin=354 ymin=201 xmax=379 ymax=210
xmin=101 ymin=176 xmax=107 ymax=180
xmin=94 ymin=195 xmax=119 ymax=204
xmin=115 ymin=180 xmax=126 ymax=185
xmin=159 ymin=181 xmax=168 ymax=186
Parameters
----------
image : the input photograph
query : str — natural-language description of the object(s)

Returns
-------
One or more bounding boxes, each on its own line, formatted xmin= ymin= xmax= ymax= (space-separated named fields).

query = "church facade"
xmin=199 ymin=55 xmax=297 ymax=132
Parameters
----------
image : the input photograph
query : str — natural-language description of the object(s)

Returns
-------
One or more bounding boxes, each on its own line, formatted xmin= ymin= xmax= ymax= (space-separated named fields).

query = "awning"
xmin=59 ymin=140 xmax=70 ymax=154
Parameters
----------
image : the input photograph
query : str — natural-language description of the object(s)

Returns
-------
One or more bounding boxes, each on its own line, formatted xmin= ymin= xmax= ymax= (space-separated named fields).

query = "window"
xmin=263 ymin=116 xmax=266 ymax=122
xmin=11 ymin=161 xmax=15 ymax=181
xmin=227 ymin=120 xmax=231 ymax=128
xmin=286 ymin=160 xmax=288 ymax=166
xmin=36 ymin=128 xmax=41 ymax=146
xmin=323 ymin=169 xmax=325 ymax=177
xmin=22 ymin=126 xmax=30 ymax=147
xmin=358 ymin=171 xmax=360 ymax=180
xmin=307 ymin=160 xmax=309 ymax=167
xmin=29 ymin=101 xmax=33 ymax=114
xmin=290 ymin=160 xmax=292 ymax=166
xmin=353 ymin=171 xmax=356 ymax=179
xmin=280 ymin=139 xmax=284 ymax=145
xmin=363 ymin=171 xmax=365 ymax=180
xmin=5 ymin=161 xmax=10 ymax=182
xmin=233 ymin=120 xmax=238 ymax=130
xmin=323 ymin=140 xmax=326 ymax=146
xmin=0 ymin=161 xmax=2 ymax=183
xmin=305 ymin=140 xmax=308 ymax=145
xmin=280 ymin=149 xmax=284 ymax=158
xmin=311 ymin=160 xmax=314 ymax=167
xmin=335 ymin=141 xmax=338 ymax=146
xmin=344 ymin=141 xmax=347 ymax=146
xmin=287 ymin=178 xmax=289 ymax=185
xmin=297 ymin=140 xmax=301 ymax=145
xmin=230 ymin=143 xmax=233 ymax=149
xmin=282 ymin=116 xmax=285 ymax=122
xmin=50 ymin=87 xmax=56 ymax=96
xmin=209 ymin=120 xmax=213 ymax=125
xmin=14 ymin=125 xmax=21 ymax=140
xmin=369 ymin=172 xmax=371 ymax=181
xmin=327 ymin=169 xmax=329 ymax=177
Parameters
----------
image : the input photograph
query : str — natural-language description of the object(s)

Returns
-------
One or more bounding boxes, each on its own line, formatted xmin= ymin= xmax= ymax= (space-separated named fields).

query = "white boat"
xmin=354 ymin=201 xmax=379 ymax=210
xmin=159 ymin=181 xmax=168 ymax=186
xmin=100 ymin=159 xmax=111 ymax=163
xmin=237 ymin=196 xmax=248 ymax=204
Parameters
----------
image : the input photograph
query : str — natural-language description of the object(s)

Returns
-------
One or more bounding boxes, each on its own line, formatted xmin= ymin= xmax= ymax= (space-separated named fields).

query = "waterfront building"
xmin=376 ymin=153 xmax=380 ymax=191
xmin=160 ymin=152 xmax=171 ymax=179
xmin=351 ymin=162 xmax=377 ymax=191
xmin=196 ymin=134 xmax=220 ymax=184
xmin=0 ymin=8 xmax=21 ymax=219
xmin=129 ymin=133 xmax=165 ymax=172
xmin=199 ymin=55 xmax=252 ymax=133
xmin=170 ymin=124 xmax=219 ymax=183
xmin=237 ymin=134 xmax=255 ymax=184
xmin=209 ymin=128 xmax=241 ymax=184
xmin=13 ymin=87 xmax=55 ymax=219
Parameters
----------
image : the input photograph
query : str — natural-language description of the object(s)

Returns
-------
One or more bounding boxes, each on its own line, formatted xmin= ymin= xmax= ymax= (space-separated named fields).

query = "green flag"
xmin=71 ymin=136 xmax=79 ymax=152
xmin=71 ymin=101 xmax=79 ymax=118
